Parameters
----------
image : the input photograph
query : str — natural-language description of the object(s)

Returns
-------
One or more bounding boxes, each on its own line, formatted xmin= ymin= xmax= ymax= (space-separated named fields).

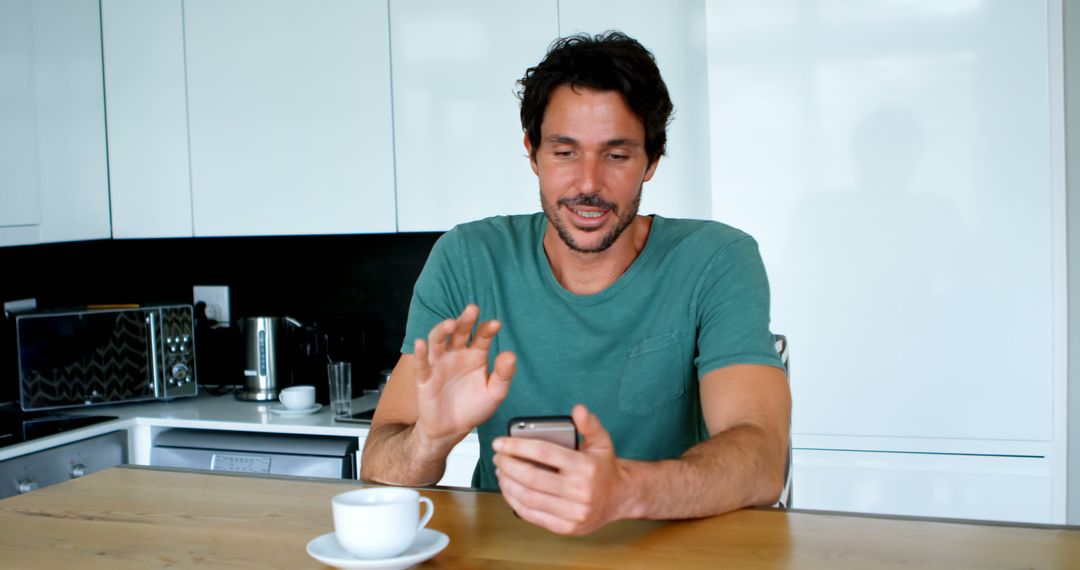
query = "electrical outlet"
xmin=193 ymin=285 xmax=230 ymax=325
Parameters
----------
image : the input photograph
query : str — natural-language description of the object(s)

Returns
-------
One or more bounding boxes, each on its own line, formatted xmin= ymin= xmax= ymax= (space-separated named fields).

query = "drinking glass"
xmin=327 ymin=362 xmax=352 ymax=417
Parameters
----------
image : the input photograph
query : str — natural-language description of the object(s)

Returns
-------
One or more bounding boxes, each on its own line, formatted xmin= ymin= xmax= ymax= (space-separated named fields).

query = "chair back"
xmin=774 ymin=334 xmax=792 ymax=508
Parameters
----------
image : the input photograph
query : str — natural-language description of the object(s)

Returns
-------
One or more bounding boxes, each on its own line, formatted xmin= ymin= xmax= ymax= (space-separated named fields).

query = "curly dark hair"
xmin=517 ymin=31 xmax=674 ymax=166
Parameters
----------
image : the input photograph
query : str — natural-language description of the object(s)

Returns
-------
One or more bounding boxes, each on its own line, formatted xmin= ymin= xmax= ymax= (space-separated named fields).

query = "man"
xmin=360 ymin=31 xmax=791 ymax=536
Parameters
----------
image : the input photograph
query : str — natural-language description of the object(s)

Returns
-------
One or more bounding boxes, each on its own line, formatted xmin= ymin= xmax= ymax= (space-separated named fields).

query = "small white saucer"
xmin=306 ymin=528 xmax=449 ymax=570
xmin=268 ymin=403 xmax=322 ymax=416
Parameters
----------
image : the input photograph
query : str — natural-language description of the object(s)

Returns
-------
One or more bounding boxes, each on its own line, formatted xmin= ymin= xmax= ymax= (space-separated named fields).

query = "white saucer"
xmin=268 ymin=403 xmax=322 ymax=416
xmin=306 ymin=528 xmax=449 ymax=570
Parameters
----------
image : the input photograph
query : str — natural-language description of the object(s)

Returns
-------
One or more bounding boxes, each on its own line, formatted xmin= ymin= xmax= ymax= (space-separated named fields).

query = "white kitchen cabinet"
xmin=708 ymin=1 xmax=1066 ymax=522
xmin=0 ymin=0 xmax=110 ymax=247
xmin=183 ymin=0 xmax=396 ymax=236
xmin=438 ymin=435 xmax=480 ymax=488
xmin=354 ymin=433 xmax=478 ymax=488
xmin=709 ymin=0 xmax=1059 ymax=443
xmin=558 ymin=0 xmax=711 ymax=220
xmin=391 ymin=0 xmax=559 ymax=232
xmin=101 ymin=0 xmax=193 ymax=238
xmin=0 ymin=1 xmax=41 ymax=235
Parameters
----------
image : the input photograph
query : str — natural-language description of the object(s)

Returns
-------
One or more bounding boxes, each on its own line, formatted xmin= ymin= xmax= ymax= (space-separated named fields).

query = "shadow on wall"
xmin=0 ymin=231 xmax=442 ymax=402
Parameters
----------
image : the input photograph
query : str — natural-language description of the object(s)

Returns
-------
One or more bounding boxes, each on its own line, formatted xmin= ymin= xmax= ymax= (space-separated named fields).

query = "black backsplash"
xmin=0 ymin=231 xmax=442 ymax=404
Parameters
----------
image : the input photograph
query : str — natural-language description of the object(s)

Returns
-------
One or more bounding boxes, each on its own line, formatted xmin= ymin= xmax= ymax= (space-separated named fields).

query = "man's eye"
xmin=609 ymin=153 xmax=629 ymax=161
xmin=554 ymin=150 xmax=573 ymax=157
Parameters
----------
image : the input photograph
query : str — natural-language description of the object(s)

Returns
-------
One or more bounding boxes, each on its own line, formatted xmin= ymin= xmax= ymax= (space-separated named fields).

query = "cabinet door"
xmin=0 ymin=0 xmax=110 ymax=247
xmin=559 ymin=0 xmax=711 ymax=220
xmin=708 ymin=1 xmax=1058 ymax=442
xmin=391 ymin=0 xmax=558 ymax=232
xmin=0 ymin=0 xmax=41 ymax=235
xmin=33 ymin=0 xmax=111 ymax=244
xmin=102 ymin=0 xmax=193 ymax=238
xmin=184 ymin=0 xmax=396 ymax=236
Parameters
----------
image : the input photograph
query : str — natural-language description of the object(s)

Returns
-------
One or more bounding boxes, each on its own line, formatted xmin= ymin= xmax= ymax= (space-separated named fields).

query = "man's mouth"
xmin=565 ymin=206 xmax=611 ymax=228
xmin=559 ymin=195 xmax=617 ymax=228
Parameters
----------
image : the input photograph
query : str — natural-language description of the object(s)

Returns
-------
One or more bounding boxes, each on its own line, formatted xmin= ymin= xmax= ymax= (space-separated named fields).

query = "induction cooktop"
xmin=0 ymin=406 xmax=117 ymax=450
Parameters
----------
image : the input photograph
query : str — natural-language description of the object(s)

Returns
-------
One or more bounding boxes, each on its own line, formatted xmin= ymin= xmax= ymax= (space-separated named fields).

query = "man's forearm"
xmin=359 ymin=423 xmax=459 ymax=486
xmin=619 ymin=423 xmax=787 ymax=521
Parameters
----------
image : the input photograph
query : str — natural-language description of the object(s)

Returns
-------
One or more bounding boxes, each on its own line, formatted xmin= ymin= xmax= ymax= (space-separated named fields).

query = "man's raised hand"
xmin=412 ymin=304 xmax=516 ymax=445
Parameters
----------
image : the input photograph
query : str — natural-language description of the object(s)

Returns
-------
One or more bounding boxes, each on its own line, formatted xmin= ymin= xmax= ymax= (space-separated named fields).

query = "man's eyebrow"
xmin=603 ymin=138 xmax=641 ymax=148
xmin=545 ymin=135 xmax=578 ymax=145
xmin=543 ymin=135 xmax=641 ymax=148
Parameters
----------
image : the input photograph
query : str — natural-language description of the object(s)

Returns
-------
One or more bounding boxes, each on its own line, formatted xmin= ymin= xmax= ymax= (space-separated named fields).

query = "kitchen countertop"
xmin=63 ymin=389 xmax=381 ymax=432
xmin=0 ymin=390 xmax=381 ymax=462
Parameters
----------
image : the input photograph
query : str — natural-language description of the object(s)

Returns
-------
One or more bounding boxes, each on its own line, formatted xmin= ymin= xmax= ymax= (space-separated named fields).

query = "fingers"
xmin=497 ymin=475 xmax=580 ymax=535
xmin=492 ymin=444 xmax=577 ymax=497
xmin=488 ymin=351 xmax=516 ymax=397
xmin=430 ymin=305 xmax=488 ymax=354
xmin=426 ymin=319 xmax=456 ymax=361
xmin=496 ymin=468 xmax=586 ymax=535
xmin=448 ymin=305 xmax=479 ymax=350
xmin=573 ymin=404 xmax=615 ymax=454
xmin=494 ymin=435 xmax=577 ymax=473
xmin=412 ymin=339 xmax=431 ymax=382
xmin=470 ymin=319 xmax=502 ymax=352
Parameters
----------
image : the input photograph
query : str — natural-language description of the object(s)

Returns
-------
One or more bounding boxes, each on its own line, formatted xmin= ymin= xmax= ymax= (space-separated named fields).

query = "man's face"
xmin=527 ymin=85 xmax=658 ymax=254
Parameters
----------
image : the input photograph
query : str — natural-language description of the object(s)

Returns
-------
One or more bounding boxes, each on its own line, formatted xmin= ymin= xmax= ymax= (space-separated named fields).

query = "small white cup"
xmin=332 ymin=487 xmax=434 ymax=559
xmin=278 ymin=385 xmax=315 ymax=410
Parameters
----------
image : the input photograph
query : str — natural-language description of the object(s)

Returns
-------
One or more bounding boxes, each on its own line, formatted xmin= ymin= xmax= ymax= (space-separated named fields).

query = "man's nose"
xmin=579 ymin=154 xmax=601 ymax=194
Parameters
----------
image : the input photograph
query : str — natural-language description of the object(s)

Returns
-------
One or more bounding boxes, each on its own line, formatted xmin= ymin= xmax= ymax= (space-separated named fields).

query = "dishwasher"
xmin=151 ymin=429 xmax=358 ymax=479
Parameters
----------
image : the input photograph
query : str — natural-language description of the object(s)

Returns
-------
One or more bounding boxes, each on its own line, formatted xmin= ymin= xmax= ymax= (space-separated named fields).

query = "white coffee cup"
xmin=278 ymin=385 xmax=315 ymax=410
xmin=332 ymin=487 xmax=434 ymax=559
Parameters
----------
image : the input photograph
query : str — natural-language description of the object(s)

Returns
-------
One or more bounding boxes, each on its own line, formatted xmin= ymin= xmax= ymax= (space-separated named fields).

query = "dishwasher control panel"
xmin=210 ymin=453 xmax=271 ymax=474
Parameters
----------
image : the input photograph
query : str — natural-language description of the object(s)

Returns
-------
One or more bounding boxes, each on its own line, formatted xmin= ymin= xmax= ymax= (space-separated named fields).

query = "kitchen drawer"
xmin=793 ymin=449 xmax=1052 ymax=524
xmin=0 ymin=430 xmax=127 ymax=499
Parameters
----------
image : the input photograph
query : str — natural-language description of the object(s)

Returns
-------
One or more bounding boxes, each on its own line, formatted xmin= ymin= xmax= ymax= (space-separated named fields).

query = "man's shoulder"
xmin=432 ymin=214 xmax=544 ymax=263
xmin=448 ymin=213 xmax=544 ymax=241
xmin=654 ymin=216 xmax=757 ymax=254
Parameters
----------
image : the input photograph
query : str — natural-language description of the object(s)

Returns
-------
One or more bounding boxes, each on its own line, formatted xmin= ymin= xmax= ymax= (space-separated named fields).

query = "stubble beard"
xmin=540 ymin=187 xmax=642 ymax=254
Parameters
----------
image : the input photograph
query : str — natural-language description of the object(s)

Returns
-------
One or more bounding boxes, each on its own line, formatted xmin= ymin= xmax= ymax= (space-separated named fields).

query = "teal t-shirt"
xmin=401 ymin=213 xmax=783 ymax=490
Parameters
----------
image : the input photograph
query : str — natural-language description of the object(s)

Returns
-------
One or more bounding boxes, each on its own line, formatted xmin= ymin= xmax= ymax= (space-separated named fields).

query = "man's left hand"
xmin=492 ymin=404 xmax=637 ymax=535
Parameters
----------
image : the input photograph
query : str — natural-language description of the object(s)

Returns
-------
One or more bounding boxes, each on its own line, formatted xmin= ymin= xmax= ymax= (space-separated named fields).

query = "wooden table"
xmin=0 ymin=466 xmax=1077 ymax=569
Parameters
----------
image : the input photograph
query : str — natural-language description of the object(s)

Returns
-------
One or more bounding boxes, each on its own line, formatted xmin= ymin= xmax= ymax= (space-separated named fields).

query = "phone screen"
xmin=333 ymin=409 xmax=376 ymax=424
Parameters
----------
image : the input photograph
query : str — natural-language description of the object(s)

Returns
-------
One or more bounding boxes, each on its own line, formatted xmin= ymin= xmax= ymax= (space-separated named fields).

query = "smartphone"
xmin=507 ymin=416 xmax=578 ymax=450
xmin=333 ymin=409 xmax=376 ymax=424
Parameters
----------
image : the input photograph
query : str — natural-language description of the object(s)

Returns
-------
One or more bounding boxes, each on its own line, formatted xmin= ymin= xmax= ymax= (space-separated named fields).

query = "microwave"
xmin=15 ymin=305 xmax=197 ymax=411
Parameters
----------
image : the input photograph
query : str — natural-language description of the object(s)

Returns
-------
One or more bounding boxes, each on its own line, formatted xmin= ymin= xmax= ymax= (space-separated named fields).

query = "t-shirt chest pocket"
xmin=617 ymin=331 xmax=687 ymax=415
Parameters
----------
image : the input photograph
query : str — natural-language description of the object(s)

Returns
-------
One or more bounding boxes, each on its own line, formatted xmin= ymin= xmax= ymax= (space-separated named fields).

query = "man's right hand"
xmin=412 ymin=304 xmax=516 ymax=447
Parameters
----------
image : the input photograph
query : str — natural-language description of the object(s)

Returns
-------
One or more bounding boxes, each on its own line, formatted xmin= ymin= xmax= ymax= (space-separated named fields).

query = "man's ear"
xmin=524 ymin=133 xmax=539 ymax=175
xmin=643 ymin=157 xmax=660 ymax=182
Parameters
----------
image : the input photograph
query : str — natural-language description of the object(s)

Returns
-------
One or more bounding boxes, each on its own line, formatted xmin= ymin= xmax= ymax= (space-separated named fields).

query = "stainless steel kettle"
xmin=236 ymin=316 xmax=303 ymax=401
